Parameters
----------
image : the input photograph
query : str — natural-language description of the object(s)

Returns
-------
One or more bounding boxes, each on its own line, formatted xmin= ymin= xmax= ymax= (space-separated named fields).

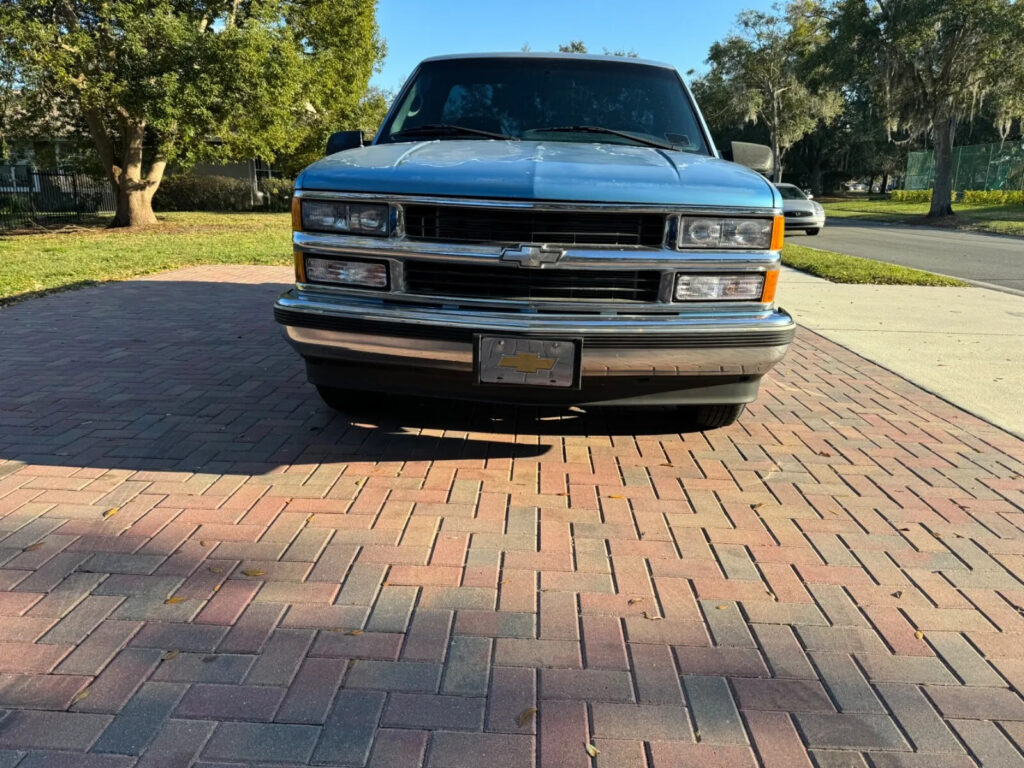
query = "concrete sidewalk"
xmin=779 ymin=267 xmax=1024 ymax=437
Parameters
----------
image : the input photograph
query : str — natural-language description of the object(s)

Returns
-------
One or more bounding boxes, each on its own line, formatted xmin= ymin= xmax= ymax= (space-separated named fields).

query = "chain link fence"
xmin=905 ymin=142 xmax=1024 ymax=192
xmin=0 ymin=170 xmax=116 ymax=230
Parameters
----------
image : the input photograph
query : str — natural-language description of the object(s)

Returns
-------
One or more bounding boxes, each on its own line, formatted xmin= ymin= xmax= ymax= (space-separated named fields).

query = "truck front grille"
xmin=402 ymin=205 xmax=666 ymax=247
xmin=403 ymin=261 xmax=662 ymax=303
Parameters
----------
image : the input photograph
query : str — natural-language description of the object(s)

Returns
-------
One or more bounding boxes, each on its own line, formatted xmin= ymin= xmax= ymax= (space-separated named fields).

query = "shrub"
xmin=960 ymin=189 xmax=1024 ymax=206
xmin=891 ymin=188 xmax=1024 ymax=205
xmin=260 ymin=177 xmax=294 ymax=212
xmin=890 ymin=189 xmax=932 ymax=203
xmin=154 ymin=174 xmax=253 ymax=212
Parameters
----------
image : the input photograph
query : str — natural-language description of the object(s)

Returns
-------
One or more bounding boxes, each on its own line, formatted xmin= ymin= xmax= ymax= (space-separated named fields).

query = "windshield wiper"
xmin=531 ymin=125 xmax=676 ymax=151
xmin=391 ymin=123 xmax=518 ymax=141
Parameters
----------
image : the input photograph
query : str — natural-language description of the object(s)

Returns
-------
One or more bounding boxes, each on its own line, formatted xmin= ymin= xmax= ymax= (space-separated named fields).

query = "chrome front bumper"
xmin=274 ymin=289 xmax=796 ymax=378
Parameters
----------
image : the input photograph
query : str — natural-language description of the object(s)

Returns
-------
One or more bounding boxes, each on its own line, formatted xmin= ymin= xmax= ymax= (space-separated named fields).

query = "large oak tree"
xmin=0 ymin=0 xmax=384 ymax=227
xmin=831 ymin=0 xmax=1023 ymax=218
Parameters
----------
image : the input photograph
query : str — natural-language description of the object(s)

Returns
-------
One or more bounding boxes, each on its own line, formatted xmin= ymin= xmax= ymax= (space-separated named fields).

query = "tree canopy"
xmin=699 ymin=3 xmax=842 ymax=182
xmin=0 ymin=0 xmax=384 ymax=226
xmin=829 ymin=0 xmax=1024 ymax=215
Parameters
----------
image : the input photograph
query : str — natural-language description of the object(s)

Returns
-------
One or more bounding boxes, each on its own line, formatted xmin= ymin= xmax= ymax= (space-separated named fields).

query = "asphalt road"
xmin=792 ymin=219 xmax=1024 ymax=294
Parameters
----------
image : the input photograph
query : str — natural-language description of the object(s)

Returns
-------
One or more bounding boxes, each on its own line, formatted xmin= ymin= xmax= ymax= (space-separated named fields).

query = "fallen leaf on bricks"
xmin=208 ymin=567 xmax=224 ymax=575
xmin=346 ymin=629 xmax=364 ymax=636
xmin=818 ymin=451 xmax=831 ymax=457
xmin=516 ymin=707 xmax=537 ymax=727
xmin=161 ymin=649 xmax=180 ymax=661
xmin=70 ymin=687 xmax=90 ymax=705
xmin=892 ymin=590 xmax=903 ymax=599
xmin=164 ymin=596 xmax=186 ymax=605
xmin=642 ymin=611 xmax=663 ymax=621
xmin=695 ymin=729 xmax=702 ymax=742
xmin=23 ymin=542 xmax=44 ymax=552
xmin=306 ymin=515 xmax=316 ymax=523
xmin=914 ymin=631 xmax=925 ymax=640
xmin=751 ymin=503 xmax=764 ymax=510
xmin=627 ymin=597 xmax=644 ymax=606
xmin=716 ymin=604 xmax=728 ymax=610
xmin=102 ymin=507 xmax=118 ymax=518
xmin=242 ymin=569 xmax=266 ymax=577
xmin=606 ymin=495 xmax=626 ymax=500
xmin=200 ymin=540 xmax=208 ymax=547
xmin=584 ymin=743 xmax=600 ymax=757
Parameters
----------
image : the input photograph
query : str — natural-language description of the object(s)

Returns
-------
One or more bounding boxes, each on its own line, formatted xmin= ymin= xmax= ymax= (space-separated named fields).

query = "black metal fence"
xmin=0 ymin=170 xmax=116 ymax=230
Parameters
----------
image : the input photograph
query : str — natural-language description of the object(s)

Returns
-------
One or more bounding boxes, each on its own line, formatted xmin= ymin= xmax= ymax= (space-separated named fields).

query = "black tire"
xmin=315 ymin=385 xmax=386 ymax=414
xmin=806 ymin=227 xmax=821 ymax=236
xmin=681 ymin=403 xmax=746 ymax=430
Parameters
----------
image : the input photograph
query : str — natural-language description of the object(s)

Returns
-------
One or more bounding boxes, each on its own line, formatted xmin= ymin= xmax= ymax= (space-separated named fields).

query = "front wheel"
xmin=680 ymin=403 xmax=746 ymax=431
xmin=806 ymin=228 xmax=821 ymax=236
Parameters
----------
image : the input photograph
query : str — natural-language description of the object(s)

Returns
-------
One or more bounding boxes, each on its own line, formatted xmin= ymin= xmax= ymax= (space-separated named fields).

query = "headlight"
xmin=300 ymin=200 xmax=390 ymax=236
xmin=675 ymin=273 xmax=765 ymax=301
xmin=678 ymin=217 xmax=774 ymax=249
xmin=304 ymin=257 xmax=389 ymax=289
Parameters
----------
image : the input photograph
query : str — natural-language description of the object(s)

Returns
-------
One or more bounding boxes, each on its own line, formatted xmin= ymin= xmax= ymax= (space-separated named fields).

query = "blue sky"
xmin=371 ymin=0 xmax=777 ymax=92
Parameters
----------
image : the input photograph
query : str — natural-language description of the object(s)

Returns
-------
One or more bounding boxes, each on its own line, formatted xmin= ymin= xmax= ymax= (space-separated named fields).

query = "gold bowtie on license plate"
xmin=477 ymin=336 xmax=581 ymax=388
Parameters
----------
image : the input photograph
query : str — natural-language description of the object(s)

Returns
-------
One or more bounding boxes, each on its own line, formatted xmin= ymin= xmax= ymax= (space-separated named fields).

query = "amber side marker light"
xmin=761 ymin=269 xmax=779 ymax=303
xmin=291 ymin=197 xmax=302 ymax=232
xmin=770 ymin=215 xmax=785 ymax=251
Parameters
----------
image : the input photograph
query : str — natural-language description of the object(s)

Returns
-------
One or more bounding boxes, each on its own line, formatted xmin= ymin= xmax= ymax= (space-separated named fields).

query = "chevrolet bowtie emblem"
xmin=499 ymin=244 xmax=565 ymax=267
xmin=498 ymin=352 xmax=557 ymax=375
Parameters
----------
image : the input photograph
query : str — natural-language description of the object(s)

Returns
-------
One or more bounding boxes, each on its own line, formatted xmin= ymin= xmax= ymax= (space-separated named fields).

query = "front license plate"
xmin=477 ymin=336 xmax=581 ymax=388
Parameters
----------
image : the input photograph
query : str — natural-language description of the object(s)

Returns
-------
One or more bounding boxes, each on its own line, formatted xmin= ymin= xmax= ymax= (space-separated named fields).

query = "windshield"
xmin=379 ymin=58 xmax=709 ymax=154
xmin=776 ymin=185 xmax=808 ymax=200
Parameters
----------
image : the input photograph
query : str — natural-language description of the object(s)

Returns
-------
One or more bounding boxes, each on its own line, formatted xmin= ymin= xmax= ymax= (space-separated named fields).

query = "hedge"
xmin=154 ymin=174 xmax=254 ymax=212
xmin=154 ymin=174 xmax=296 ymax=212
xmin=891 ymin=188 xmax=1024 ymax=205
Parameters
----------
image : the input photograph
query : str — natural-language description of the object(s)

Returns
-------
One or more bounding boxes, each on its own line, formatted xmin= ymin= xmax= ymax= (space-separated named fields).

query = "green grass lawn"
xmin=0 ymin=212 xmax=292 ymax=305
xmin=822 ymin=198 xmax=1024 ymax=236
xmin=1 ymin=211 xmax=967 ymax=305
xmin=782 ymin=243 xmax=967 ymax=286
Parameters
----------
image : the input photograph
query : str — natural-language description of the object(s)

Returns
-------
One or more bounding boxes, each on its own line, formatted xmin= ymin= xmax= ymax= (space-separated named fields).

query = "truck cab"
xmin=274 ymin=53 xmax=794 ymax=429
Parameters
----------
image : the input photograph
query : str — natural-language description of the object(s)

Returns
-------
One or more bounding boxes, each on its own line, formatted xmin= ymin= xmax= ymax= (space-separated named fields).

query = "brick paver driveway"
xmin=1 ymin=265 xmax=1023 ymax=768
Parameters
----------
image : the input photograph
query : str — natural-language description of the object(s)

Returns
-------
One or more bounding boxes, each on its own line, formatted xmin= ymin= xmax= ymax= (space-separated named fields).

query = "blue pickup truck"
xmin=274 ymin=53 xmax=794 ymax=429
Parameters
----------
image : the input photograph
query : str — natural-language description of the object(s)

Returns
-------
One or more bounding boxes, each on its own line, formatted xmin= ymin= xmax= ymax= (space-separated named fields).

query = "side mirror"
xmin=326 ymin=130 xmax=364 ymax=155
xmin=722 ymin=141 xmax=775 ymax=177
xmin=805 ymin=192 xmax=814 ymax=199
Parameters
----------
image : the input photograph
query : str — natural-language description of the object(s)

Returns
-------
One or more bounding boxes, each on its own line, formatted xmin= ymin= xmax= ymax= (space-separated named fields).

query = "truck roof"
xmin=420 ymin=51 xmax=677 ymax=72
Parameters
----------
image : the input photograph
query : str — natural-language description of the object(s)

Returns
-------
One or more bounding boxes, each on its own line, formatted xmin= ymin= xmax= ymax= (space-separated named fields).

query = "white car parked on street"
xmin=776 ymin=183 xmax=825 ymax=236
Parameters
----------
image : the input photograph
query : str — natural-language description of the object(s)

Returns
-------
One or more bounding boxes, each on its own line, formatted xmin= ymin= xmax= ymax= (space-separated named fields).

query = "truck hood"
xmin=297 ymin=140 xmax=778 ymax=209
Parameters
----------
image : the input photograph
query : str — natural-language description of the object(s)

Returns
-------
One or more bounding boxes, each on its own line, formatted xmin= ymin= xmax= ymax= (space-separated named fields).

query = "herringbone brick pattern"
xmin=0 ymin=265 xmax=1022 ymax=767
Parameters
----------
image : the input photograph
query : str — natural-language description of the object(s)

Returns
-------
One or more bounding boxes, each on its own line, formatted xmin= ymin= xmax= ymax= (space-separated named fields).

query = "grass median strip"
xmin=0 ymin=212 xmax=292 ymax=305
xmin=782 ymin=243 xmax=968 ymax=286
xmin=822 ymin=199 xmax=1024 ymax=236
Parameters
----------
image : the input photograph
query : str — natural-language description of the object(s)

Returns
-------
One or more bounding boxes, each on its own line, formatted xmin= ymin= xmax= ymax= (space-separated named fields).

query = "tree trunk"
xmin=770 ymin=93 xmax=782 ymax=182
xmin=880 ymin=172 xmax=889 ymax=195
xmin=108 ymin=119 xmax=165 ymax=228
xmin=928 ymin=115 xmax=956 ymax=218
xmin=110 ymin=183 xmax=160 ymax=228
xmin=810 ymin=161 xmax=824 ymax=197
xmin=82 ymin=109 xmax=165 ymax=228
xmin=867 ymin=174 xmax=876 ymax=194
